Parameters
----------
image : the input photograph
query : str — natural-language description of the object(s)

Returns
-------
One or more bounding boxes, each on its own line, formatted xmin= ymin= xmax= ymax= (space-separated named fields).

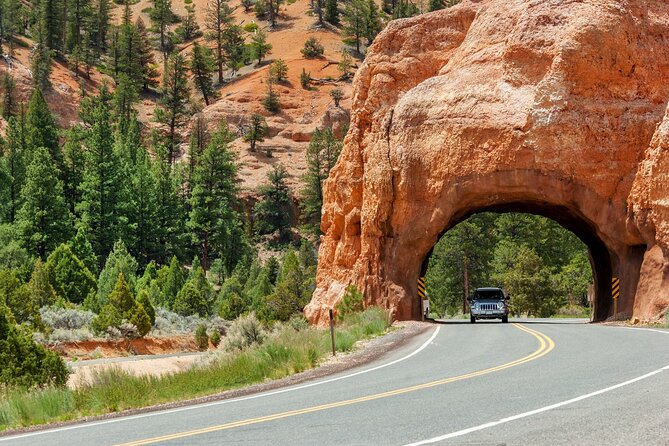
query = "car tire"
xmin=502 ymin=315 xmax=508 ymax=323
xmin=470 ymin=316 xmax=476 ymax=324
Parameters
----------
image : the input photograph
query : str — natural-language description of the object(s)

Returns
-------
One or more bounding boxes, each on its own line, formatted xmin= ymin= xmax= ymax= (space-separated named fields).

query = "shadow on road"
xmin=429 ymin=318 xmax=590 ymax=325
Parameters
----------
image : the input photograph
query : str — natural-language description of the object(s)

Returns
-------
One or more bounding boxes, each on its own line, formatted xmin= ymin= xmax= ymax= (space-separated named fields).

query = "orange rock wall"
xmin=306 ymin=0 xmax=669 ymax=324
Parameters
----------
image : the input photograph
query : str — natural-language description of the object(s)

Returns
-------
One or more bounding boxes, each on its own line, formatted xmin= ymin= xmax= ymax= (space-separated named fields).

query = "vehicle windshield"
xmin=474 ymin=290 xmax=503 ymax=300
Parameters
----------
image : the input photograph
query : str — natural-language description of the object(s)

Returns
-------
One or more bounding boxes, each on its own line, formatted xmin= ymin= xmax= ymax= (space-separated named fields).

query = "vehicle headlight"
xmin=497 ymin=301 xmax=505 ymax=310
xmin=473 ymin=303 xmax=479 ymax=310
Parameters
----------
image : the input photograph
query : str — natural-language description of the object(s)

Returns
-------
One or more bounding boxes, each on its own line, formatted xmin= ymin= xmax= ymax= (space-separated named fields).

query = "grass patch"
xmin=0 ymin=307 xmax=391 ymax=431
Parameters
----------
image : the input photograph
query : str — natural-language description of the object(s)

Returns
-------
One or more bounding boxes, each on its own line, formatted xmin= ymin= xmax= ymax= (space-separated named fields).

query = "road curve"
xmin=2 ymin=319 xmax=669 ymax=445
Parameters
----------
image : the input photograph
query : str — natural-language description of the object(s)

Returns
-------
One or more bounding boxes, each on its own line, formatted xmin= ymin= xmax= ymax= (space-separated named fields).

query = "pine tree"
xmin=188 ymin=123 xmax=240 ymax=271
xmin=254 ymin=164 xmax=291 ymax=240
xmin=135 ymin=288 xmax=155 ymax=325
xmin=155 ymin=53 xmax=191 ymax=165
xmin=95 ymin=240 xmax=138 ymax=309
xmin=270 ymin=58 xmax=288 ymax=82
xmin=129 ymin=147 xmax=159 ymax=266
xmin=2 ymin=113 xmax=27 ymax=223
xmin=1 ymin=0 xmax=21 ymax=57
xmin=325 ymin=0 xmax=338 ymax=25
xmin=205 ymin=0 xmax=233 ymax=83
xmin=302 ymin=128 xmax=341 ymax=230
xmin=116 ymin=2 xmax=143 ymax=91
xmin=243 ymin=114 xmax=268 ymax=152
xmin=330 ymin=88 xmax=344 ymax=107
xmin=2 ymin=73 xmax=15 ymax=119
xmin=62 ymin=126 xmax=86 ymax=215
xmin=25 ymin=89 xmax=61 ymax=170
xmin=16 ymin=148 xmax=72 ymax=258
xmin=31 ymin=15 xmax=54 ymax=91
xmin=33 ymin=0 xmax=65 ymax=53
xmin=28 ymin=258 xmax=57 ymax=307
xmin=93 ymin=0 xmax=111 ymax=53
xmin=364 ymin=0 xmax=382 ymax=46
xmin=428 ymin=0 xmax=443 ymax=11
xmin=338 ymin=50 xmax=353 ymax=79
xmin=152 ymin=151 xmax=186 ymax=261
xmin=250 ymin=30 xmax=272 ymax=64
xmin=77 ymin=90 xmax=128 ymax=263
xmin=261 ymin=250 xmax=308 ymax=321
xmin=262 ymin=74 xmax=280 ymax=113
xmin=188 ymin=113 xmax=208 ymax=183
xmin=267 ymin=0 xmax=283 ymax=27
xmin=190 ymin=42 xmax=217 ymax=106
xmin=179 ymin=3 xmax=201 ymax=41
xmin=68 ymin=226 xmax=97 ymax=274
xmin=159 ymin=255 xmax=184 ymax=308
xmin=150 ymin=0 xmax=174 ymax=58
xmin=46 ymin=243 xmax=96 ymax=304
xmin=65 ymin=0 xmax=93 ymax=52
xmin=136 ymin=18 xmax=159 ymax=90
xmin=222 ymin=24 xmax=245 ymax=75
xmin=113 ymin=74 xmax=139 ymax=135
xmin=342 ymin=0 xmax=366 ymax=54
xmin=173 ymin=264 xmax=214 ymax=316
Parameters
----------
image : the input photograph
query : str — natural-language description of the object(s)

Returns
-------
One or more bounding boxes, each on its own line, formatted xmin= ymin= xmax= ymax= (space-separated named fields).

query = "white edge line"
xmin=0 ymin=326 xmax=441 ymax=442
xmin=614 ymin=325 xmax=669 ymax=335
xmin=404 ymin=363 xmax=668 ymax=445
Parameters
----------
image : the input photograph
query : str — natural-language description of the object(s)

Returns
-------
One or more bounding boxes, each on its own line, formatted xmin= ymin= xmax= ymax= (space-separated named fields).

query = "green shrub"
xmin=195 ymin=323 xmax=209 ymax=351
xmin=130 ymin=305 xmax=152 ymax=337
xmin=337 ymin=284 xmax=364 ymax=320
xmin=300 ymin=68 xmax=311 ymax=89
xmin=0 ymin=307 xmax=69 ymax=388
xmin=136 ymin=290 xmax=156 ymax=326
xmin=243 ymin=23 xmax=259 ymax=32
xmin=210 ymin=330 xmax=221 ymax=347
xmin=301 ymin=37 xmax=324 ymax=59
xmin=223 ymin=313 xmax=266 ymax=351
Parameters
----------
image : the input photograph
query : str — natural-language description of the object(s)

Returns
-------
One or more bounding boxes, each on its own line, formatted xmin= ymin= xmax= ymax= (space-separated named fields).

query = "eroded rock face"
xmin=306 ymin=0 xmax=669 ymax=325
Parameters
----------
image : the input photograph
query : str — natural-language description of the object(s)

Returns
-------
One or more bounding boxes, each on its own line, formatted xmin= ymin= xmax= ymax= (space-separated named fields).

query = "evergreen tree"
xmin=2 ymin=113 xmax=27 ymax=223
xmin=1 ymin=0 xmax=21 ymax=57
xmin=338 ymin=50 xmax=354 ymax=79
xmin=93 ymin=0 xmax=111 ymax=52
xmin=2 ymin=73 xmax=15 ymax=119
xmin=152 ymin=151 xmax=186 ymax=261
xmin=178 ymin=3 xmax=201 ymax=41
xmin=158 ymin=255 xmax=184 ymax=308
xmin=136 ymin=288 xmax=155 ymax=325
xmin=269 ymin=58 xmax=288 ymax=82
xmin=250 ymin=30 xmax=272 ymax=64
xmin=188 ymin=113 xmax=208 ymax=183
xmin=65 ymin=0 xmax=93 ymax=52
xmin=31 ymin=22 xmax=53 ymax=91
xmin=188 ymin=123 xmax=240 ymax=271
xmin=254 ymin=164 xmax=291 ymax=241
xmin=261 ymin=250 xmax=309 ymax=321
xmin=28 ymin=258 xmax=57 ymax=307
xmin=77 ymin=89 xmax=129 ymax=262
xmin=113 ymin=74 xmax=139 ymax=135
xmin=302 ymin=129 xmax=341 ymax=230
xmin=136 ymin=18 xmax=159 ymax=89
xmin=262 ymin=75 xmax=280 ymax=113
xmin=150 ymin=0 xmax=173 ymax=58
xmin=222 ymin=24 xmax=245 ymax=75
xmin=205 ymin=0 xmax=233 ymax=83
xmin=217 ymin=275 xmax=247 ymax=319
xmin=173 ymin=265 xmax=214 ymax=316
xmin=68 ymin=226 xmax=97 ymax=274
xmin=116 ymin=2 xmax=143 ymax=91
xmin=46 ymin=243 xmax=96 ymax=304
xmin=129 ymin=147 xmax=159 ymax=265
xmin=155 ymin=53 xmax=191 ymax=164
xmin=16 ymin=148 xmax=72 ymax=258
xmin=243 ymin=113 xmax=268 ymax=152
xmin=342 ymin=0 xmax=366 ymax=54
xmin=330 ymin=88 xmax=344 ymax=107
xmin=364 ymin=0 xmax=382 ymax=45
xmin=62 ymin=126 xmax=86 ymax=215
xmin=190 ymin=42 xmax=217 ymax=106
xmin=325 ymin=0 xmax=338 ymax=25
xmin=94 ymin=240 xmax=138 ymax=310
xmin=25 ymin=89 xmax=61 ymax=170
xmin=267 ymin=0 xmax=283 ymax=27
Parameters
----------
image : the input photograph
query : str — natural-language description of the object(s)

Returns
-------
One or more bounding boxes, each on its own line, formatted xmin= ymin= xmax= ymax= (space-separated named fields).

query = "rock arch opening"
xmin=418 ymin=203 xmax=638 ymax=322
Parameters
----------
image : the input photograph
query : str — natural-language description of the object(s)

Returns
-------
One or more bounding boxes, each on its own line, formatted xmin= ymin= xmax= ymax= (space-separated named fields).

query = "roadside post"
xmin=418 ymin=276 xmax=428 ymax=321
xmin=612 ymin=277 xmax=620 ymax=321
xmin=329 ymin=308 xmax=336 ymax=356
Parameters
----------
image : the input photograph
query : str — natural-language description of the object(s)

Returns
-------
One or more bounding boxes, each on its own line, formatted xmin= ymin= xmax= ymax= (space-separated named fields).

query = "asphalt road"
xmin=3 ymin=319 xmax=669 ymax=446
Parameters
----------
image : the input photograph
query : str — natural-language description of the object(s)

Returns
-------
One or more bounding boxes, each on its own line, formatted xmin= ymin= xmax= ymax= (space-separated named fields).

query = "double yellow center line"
xmin=119 ymin=323 xmax=554 ymax=446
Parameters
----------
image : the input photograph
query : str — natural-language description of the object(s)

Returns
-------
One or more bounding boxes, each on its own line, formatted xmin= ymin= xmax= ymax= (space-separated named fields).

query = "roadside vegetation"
xmin=0 ymin=296 xmax=390 ymax=431
xmin=426 ymin=213 xmax=593 ymax=319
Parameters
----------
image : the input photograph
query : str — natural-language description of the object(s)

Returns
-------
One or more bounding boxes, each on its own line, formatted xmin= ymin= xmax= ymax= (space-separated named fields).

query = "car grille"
xmin=480 ymin=303 xmax=498 ymax=311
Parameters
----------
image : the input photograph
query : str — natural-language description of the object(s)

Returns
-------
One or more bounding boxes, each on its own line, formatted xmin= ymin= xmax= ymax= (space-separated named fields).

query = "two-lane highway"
xmin=3 ymin=320 xmax=668 ymax=445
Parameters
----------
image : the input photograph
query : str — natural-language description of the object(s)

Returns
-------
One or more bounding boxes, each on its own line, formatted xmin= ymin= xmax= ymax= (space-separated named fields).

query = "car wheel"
xmin=470 ymin=316 xmax=476 ymax=324
xmin=502 ymin=315 xmax=508 ymax=323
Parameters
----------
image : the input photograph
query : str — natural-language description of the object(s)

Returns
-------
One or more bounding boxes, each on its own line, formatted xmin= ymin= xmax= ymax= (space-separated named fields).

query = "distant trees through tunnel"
xmin=424 ymin=212 xmax=593 ymax=319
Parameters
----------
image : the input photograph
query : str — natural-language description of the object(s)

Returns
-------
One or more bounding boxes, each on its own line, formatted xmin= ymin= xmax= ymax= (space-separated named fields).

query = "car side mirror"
xmin=505 ymin=295 xmax=511 ymax=300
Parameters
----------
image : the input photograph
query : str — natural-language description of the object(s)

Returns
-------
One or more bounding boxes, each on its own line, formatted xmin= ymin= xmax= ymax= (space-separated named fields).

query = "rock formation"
xmin=305 ymin=0 xmax=669 ymax=324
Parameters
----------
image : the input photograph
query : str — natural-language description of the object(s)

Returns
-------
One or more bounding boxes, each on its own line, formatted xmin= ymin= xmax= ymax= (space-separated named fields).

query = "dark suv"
xmin=469 ymin=287 xmax=510 ymax=323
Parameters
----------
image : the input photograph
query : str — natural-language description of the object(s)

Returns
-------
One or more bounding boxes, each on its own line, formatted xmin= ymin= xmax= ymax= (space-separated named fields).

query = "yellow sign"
xmin=417 ymin=276 xmax=426 ymax=299
xmin=612 ymin=277 xmax=620 ymax=300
